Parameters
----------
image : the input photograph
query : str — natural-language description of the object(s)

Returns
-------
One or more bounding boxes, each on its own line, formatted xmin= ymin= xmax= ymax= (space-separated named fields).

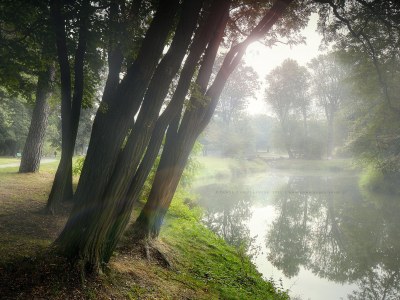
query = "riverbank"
xmin=0 ymin=166 xmax=289 ymax=299
xmin=195 ymin=156 xmax=269 ymax=180
xmin=195 ymin=156 xmax=358 ymax=181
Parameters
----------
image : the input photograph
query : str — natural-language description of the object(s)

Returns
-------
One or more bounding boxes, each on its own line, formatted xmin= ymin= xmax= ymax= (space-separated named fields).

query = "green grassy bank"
xmin=195 ymin=156 xmax=269 ymax=180
xmin=0 ymin=163 xmax=288 ymax=299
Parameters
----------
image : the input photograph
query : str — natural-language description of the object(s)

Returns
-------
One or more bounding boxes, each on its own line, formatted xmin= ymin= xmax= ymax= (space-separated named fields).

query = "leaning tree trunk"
xmin=132 ymin=5 xmax=230 ymax=240
xmin=63 ymin=0 xmax=205 ymax=267
xmin=98 ymin=0 xmax=231 ymax=263
xmin=19 ymin=64 xmax=55 ymax=173
xmin=133 ymin=114 xmax=197 ymax=239
xmin=54 ymin=0 xmax=181 ymax=272
xmin=132 ymin=0 xmax=294 ymax=240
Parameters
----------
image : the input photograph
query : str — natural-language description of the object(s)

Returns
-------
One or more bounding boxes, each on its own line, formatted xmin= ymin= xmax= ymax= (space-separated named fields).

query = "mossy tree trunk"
xmin=19 ymin=64 xmax=55 ymax=173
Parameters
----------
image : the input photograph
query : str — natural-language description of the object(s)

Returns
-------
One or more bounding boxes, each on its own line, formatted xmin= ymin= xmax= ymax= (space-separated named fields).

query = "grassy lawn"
xmin=0 ymin=159 xmax=60 ymax=174
xmin=0 ymin=160 xmax=288 ymax=300
xmin=0 ymin=156 xmax=20 ymax=165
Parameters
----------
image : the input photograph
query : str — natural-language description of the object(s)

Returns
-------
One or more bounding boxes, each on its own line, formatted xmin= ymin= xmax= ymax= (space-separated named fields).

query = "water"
xmin=194 ymin=170 xmax=400 ymax=300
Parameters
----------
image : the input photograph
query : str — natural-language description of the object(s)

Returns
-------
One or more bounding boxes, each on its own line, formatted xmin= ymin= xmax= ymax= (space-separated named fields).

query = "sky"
xmin=243 ymin=14 xmax=324 ymax=115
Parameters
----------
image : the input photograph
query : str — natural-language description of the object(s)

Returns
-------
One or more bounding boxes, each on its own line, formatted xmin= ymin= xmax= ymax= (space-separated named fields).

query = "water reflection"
xmin=267 ymin=175 xmax=400 ymax=299
xmin=196 ymin=182 xmax=253 ymax=249
xmin=195 ymin=174 xmax=400 ymax=299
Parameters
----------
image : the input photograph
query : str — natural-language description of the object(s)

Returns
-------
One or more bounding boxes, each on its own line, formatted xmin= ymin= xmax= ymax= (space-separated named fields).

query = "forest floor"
xmin=0 ymin=162 xmax=289 ymax=299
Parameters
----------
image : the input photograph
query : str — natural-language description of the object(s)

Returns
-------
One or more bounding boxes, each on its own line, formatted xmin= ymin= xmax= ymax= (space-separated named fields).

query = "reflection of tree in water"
xmin=196 ymin=182 xmax=253 ymax=249
xmin=348 ymin=267 xmax=400 ymax=300
xmin=266 ymin=176 xmax=400 ymax=299
xmin=267 ymin=177 xmax=313 ymax=277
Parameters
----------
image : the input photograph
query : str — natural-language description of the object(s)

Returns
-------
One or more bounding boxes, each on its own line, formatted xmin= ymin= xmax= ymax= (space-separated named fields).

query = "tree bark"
xmin=46 ymin=0 xmax=90 ymax=213
xmin=101 ymin=0 xmax=231 ymax=261
xmin=132 ymin=5 xmax=230 ymax=240
xmin=19 ymin=64 xmax=55 ymax=173
xmin=54 ymin=0 xmax=181 ymax=272
xmin=53 ymin=0 xmax=203 ymax=268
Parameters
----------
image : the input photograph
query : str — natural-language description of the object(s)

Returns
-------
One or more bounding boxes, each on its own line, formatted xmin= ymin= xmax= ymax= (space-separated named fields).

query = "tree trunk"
xmin=281 ymin=123 xmax=294 ymax=159
xmin=132 ymin=6 xmax=230 ymax=240
xmin=101 ymin=0 xmax=231 ymax=261
xmin=133 ymin=113 xmax=196 ymax=239
xmin=132 ymin=0 xmax=294 ymax=240
xmin=46 ymin=0 xmax=90 ymax=213
xmin=19 ymin=64 xmax=55 ymax=173
xmin=53 ymin=0 xmax=203 ymax=267
xmin=53 ymin=0 xmax=181 ymax=272
xmin=327 ymin=116 xmax=334 ymax=157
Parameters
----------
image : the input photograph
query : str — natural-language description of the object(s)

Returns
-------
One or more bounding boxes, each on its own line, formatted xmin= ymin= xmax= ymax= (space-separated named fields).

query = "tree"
xmin=131 ymin=0 xmax=297 ymax=243
xmin=308 ymin=53 xmax=348 ymax=157
xmin=53 ymin=0 xmax=205 ymax=272
xmin=46 ymin=0 xmax=103 ymax=212
xmin=46 ymin=0 xmax=305 ymax=274
xmin=0 ymin=94 xmax=30 ymax=155
xmin=19 ymin=65 xmax=56 ymax=172
xmin=0 ymin=0 xmax=57 ymax=172
xmin=314 ymin=0 xmax=400 ymax=171
xmin=215 ymin=59 xmax=260 ymax=126
xmin=265 ymin=59 xmax=310 ymax=158
xmin=266 ymin=175 xmax=400 ymax=297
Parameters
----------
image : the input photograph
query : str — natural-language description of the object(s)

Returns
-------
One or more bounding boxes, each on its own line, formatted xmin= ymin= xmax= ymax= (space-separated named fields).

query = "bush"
xmin=72 ymin=156 xmax=85 ymax=176
xmin=359 ymin=165 xmax=400 ymax=195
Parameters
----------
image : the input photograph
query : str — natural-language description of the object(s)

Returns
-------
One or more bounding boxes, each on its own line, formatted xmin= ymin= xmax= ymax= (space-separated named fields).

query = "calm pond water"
xmin=193 ymin=169 xmax=400 ymax=300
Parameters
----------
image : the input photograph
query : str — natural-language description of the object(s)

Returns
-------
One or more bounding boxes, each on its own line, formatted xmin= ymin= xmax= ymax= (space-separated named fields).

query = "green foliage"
xmin=317 ymin=2 xmax=400 ymax=173
xmin=0 ymin=94 xmax=30 ymax=155
xmin=359 ymin=165 xmax=400 ymax=195
xmin=202 ymin=116 xmax=263 ymax=158
xmin=0 ymin=0 xmax=52 ymax=100
xmin=72 ymin=156 xmax=85 ymax=176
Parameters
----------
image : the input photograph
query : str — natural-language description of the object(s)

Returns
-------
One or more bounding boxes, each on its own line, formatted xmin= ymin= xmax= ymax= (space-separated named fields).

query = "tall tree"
xmin=53 ymin=0 xmax=193 ymax=272
xmin=19 ymin=64 xmax=55 ymax=172
xmin=0 ymin=0 xmax=56 ymax=171
xmin=46 ymin=0 xmax=93 ymax=212
xmin=265 ymin=58 xmax=310 ymax=158
xmin=315 ymin=0 xmax=400 ymax=171
xmin=308 ymin=53 xmax=347 ymax=157
xmin=215 ymin=59 xmax=260 ymax=126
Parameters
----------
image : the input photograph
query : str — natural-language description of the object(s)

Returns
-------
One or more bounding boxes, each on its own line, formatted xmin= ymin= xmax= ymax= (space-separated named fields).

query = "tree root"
xmin=140 ymin=240 xmax=172 ymax=269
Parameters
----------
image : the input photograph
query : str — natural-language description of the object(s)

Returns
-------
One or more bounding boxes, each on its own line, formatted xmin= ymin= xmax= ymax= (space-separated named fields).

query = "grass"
xmin=195 ymin=156 xmax=268 ymax=180
xmin=266 ymin=158 xmax=357 ymax=173
xmin=0 ymin=161 xmax=288 ymax=299
xmin=0 ymin=157 xmax=60 ymax=174
xmin=159 ymin=198 xmax=289 ymax=299
xmin=0 ymin=156 xmax=20 ymax=165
